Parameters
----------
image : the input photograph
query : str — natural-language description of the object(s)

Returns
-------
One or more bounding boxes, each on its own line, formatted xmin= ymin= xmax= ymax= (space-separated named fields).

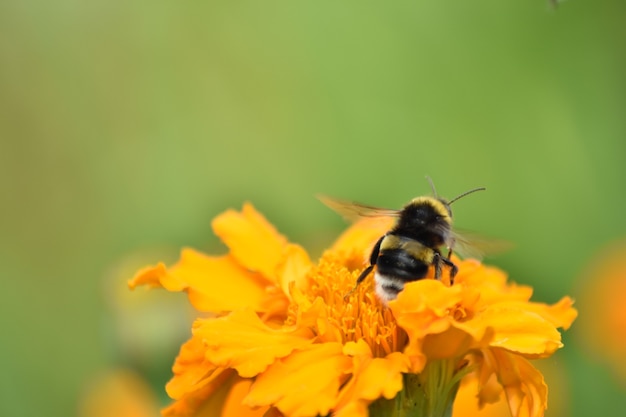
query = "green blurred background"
xmin=2 ymin=0 xmax=626 ymax=416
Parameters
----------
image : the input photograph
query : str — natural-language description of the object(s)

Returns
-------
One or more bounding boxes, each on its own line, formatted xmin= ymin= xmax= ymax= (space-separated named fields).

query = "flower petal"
xmin=161 ymin=335 xmax=251 ymax=416
xmin=221 ymin=378 xmax=270 ymax=417
xmin=334 ymin=349 xmax=408 ymax=417
xmin=334 ymin=339 xmax=410 ymax=417
xmin=333 ymin=402 xmax=368 ymax=417
xmin=165 ymin=335 xmax=225 ymax=401
xmin=163 ymin=369 xmax=236 ymax=417
xmin=391 ymin=279 xmax=464 ymax=318
xmin=212 ymin=203 xmax=288 ymax=284
xmin=193 ymin=309 xmax=314 ymax=378
xmin=175 ymin=250 xmax=281 ymax=313
xmin=452 ymin=373 xmax=510 ymax=417
xmin=245 ymin=343 xmax=351 ymax=417
xmin=479 ymin=348 xmax=548 ymax=417
xmin=330 ymin=217 xmax=394 ymax=270
xmin=130 ymin=249 xmax=282 ymax=314
xmin=456 ymin=261 xmax=534 ymax=307
xmin=276 ymin=243 xmax=312 ymax=296
xmin=161 ymin=336 xmax=235 ymax=417
xmin=486 ymin=349 xmax=548 ymax=417
xmin=422 ymin=326 xmax=477 ymax=360
xmin=389 ymin=280 xmax=464 ymax=370
xmin=509 ymin=296 xmax=578 ymax=331
xmin=128 ymin=262 xmax=181 ymax=291
xmin=354 ymin=353 xmax=409 ymax=400
xmin=459 ymin=306 xmax=563 ymax=357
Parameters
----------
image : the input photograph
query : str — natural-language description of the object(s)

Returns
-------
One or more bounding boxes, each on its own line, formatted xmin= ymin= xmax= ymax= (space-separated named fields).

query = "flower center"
xmin=297 ymin=253 xmax=407 ymax=357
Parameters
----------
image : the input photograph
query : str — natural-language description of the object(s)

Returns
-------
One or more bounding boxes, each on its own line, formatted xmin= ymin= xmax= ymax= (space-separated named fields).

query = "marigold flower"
xmin=78 ymin=369 xmax=159 ymax=417
xmin=129 ymin=203 xmax=577 ymax=417
xmin=576 ymin=240 xmax=626 ymax=385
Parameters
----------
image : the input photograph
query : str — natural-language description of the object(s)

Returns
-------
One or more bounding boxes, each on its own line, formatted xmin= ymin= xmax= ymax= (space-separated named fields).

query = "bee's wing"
xmin=447 ymin=228 xmax=512 ymax=261
xmin=318 ymin=195 xmax=401 ymax=222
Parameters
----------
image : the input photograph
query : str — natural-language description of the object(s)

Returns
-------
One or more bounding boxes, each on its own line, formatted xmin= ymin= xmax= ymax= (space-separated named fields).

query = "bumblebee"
xmin=320 ymin=179 xmax=485 ymax=302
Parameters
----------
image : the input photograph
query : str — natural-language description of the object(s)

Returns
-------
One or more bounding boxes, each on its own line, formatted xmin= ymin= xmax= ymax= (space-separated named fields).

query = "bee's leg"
xmin=355 ymin=265 xmax=374 ymax=285
xmin=343 ymin=268 xmax=372 ymax=300
xmin=344 ymin=235 xmax=384 ymax=300
xmin=433 ymin=252 xmax=443 ymax=280
xmin=440 ymin=257 xmax=458 ymax=285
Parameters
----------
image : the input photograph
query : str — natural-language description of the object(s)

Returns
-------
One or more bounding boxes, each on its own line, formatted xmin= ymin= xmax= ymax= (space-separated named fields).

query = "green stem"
xmin=369 ymin=359 xmax=470 ymax=417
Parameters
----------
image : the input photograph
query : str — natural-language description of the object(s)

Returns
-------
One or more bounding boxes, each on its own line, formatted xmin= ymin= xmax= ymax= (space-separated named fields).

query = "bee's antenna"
xmin=448 ymin=187 xmax=486 ymax=205
xmin=426 ymin=176 xmax=438 ymax=198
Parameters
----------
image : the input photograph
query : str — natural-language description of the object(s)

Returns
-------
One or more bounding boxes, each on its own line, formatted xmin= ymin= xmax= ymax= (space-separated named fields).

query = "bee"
xmin=320 ymin=178 xmax=485 ymax=303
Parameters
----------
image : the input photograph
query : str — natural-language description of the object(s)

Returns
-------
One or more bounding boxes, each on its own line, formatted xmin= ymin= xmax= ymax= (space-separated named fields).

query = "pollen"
xmin=293 ymin=252 xmax=407 ymax=358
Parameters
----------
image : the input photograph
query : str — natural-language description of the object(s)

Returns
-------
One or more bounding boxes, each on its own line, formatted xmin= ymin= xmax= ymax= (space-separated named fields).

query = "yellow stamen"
xmin=292 ymin=253 xmax=407 ymax=358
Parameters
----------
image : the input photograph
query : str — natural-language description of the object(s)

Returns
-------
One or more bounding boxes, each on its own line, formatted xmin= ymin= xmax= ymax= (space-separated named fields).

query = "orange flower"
xmin=78 ymin=369 xmax=159 ymax=417
xmin=576 ymin=240 xmax=626 ymax=385
xmin=129 ymin=203 xmax=577 ymax=417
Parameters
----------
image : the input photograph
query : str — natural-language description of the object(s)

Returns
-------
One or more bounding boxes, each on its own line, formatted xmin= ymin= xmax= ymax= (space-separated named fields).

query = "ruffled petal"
xmin=334 ymin=340 xmax=409 ymax=417
xmin=221 ymin=378 xmax=270 ymax=417
xmin=164 ymin=366 xmax=234 ymax=417
xmin=128 ymin=262 xmax=182 ymax=291
xmin=193 ymin=309 xmax=314 ymax=378
xmin=391 ymin=279 xmax=464 ymax=318
xmin=484 ymin=349 xmax=548 ymax=417
xmin=276 ymin=243 xmax=312 ymax=296
xmin=165 ymin=335 xmax=225 ymax=401
xmin=389 ymin=279 xmax=463 ymax=370
xmin=456 ymin=261 xmax=534 ymax=307
xmin=352 ymin=353 xmax=409 ymax=400
xmin=245 ymin=343 xmax=352 ymax=417
xmin=330 ymin=217 xmax=394 ymax=270
xmin=507 ymin=296 xmax=577 ymax=331
xmin=211 ymin=203 xmax=288 ymax=284
xmin=161 ymin=335 xmax=250 ymax=417
xmin=422 ymin=326 xmax=478 ymax=360
xmin=452 ymin=373 xmax=510 ymax=417
xmin=333 ymin=402 xmax=368 ymax=417
xmin=459 ymin=306 xmax=563 ymax=357
xmin=129 ymin=249 xmax=281 ymax=314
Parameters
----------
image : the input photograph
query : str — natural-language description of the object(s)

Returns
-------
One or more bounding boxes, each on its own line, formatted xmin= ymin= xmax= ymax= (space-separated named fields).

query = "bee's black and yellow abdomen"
xmin=378 ymin=233 xmax=435 ymax=279
xmin=373 ymin=234 xmax=437 ymax=303
xmin=377 ymin=248 xmax=429 ymax=280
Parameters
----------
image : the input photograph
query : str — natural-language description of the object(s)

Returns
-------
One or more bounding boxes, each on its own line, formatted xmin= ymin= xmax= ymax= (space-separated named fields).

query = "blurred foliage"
xmin=1 ymin=0 xmax=625 ymax=416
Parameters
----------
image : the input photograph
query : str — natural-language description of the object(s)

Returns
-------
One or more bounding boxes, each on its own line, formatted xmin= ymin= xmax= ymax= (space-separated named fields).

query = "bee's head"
xmin=400 ymin=197 xmax=452 ymax=232
xmin=394 ymin=179 xmax=485 ymax=244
